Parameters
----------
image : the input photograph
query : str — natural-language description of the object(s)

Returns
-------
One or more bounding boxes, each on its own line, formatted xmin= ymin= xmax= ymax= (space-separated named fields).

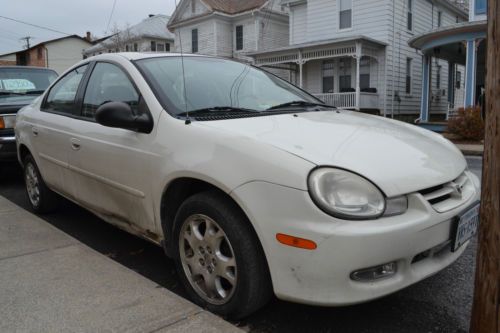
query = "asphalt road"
xmin=0 ymin=157 xmax=483 ymax=333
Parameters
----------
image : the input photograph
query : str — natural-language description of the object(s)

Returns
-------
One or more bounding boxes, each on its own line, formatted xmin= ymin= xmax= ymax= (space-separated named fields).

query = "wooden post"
xmin=470 ymin=1 xmax=500 ymax=332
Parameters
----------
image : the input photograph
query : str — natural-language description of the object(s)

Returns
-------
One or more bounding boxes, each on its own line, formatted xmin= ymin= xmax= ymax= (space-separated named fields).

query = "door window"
xmin=82 ymin=62 xmax=139 ymax=120
xmin=44 ymin=64 xmax=88 ymax=114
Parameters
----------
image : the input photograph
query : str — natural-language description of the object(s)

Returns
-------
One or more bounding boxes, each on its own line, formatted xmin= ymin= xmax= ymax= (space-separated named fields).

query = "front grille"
xmin=418 ymin=172 xmax=473 ymax=213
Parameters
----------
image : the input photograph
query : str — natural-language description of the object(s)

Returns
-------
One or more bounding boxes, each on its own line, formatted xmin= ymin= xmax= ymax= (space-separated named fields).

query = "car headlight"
xmin=308 ymin=167 xmax=407 ymax=220
xmin=0 ymin=115 xmax=16 ymax=129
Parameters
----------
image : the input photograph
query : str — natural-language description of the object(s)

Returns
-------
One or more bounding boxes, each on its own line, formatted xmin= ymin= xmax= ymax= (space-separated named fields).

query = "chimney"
xmin=85 ymin=31 xmax=91 ymax=42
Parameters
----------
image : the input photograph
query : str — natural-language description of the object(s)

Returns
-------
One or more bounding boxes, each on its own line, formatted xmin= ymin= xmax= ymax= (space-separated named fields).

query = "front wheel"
xmin=173 ymin=191 xmax=272 ymax=319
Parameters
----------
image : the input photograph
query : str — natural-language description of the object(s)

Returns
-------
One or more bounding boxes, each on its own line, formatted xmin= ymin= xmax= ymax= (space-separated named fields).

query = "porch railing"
xmin=314 ymin=92 xmax=356 ymax=108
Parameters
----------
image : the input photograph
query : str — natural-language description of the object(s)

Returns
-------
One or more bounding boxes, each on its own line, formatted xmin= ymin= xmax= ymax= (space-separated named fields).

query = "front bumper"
xmin=231 ymin=171 xmax=480 ymax=306
xmin=0 ymin=135 xmax=17 ymax=161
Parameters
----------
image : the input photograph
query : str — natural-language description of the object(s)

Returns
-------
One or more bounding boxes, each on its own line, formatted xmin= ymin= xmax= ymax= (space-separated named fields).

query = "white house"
xmin=0 ymin=35 xmax=93 ymax=74
xmin=166 ymin=0 xmax=289 ymax=62
xmin=248 ymin=0 xmax=469 ymax=120
xmin=84 ymin=15 xmax=175 ymax=56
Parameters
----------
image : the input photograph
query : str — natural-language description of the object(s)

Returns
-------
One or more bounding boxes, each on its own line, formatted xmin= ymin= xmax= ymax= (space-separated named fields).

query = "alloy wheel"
xmin=25 ymin=162 xmax=40 ymax=207
xmin=179 ymin=214 xmax=237 ymax=305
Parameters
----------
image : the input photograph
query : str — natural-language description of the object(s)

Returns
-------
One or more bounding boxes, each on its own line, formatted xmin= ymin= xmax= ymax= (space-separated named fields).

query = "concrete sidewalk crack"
xmin=0 ymin=243 xmax=78 ymax=262
xmin=147 ymin=310 xmax=204 ymax=333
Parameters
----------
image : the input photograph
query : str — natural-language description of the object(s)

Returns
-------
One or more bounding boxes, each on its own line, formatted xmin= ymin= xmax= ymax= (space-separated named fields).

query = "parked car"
xmin=0 ymin=66 xmax=57 ymax=163
xmin=15 ymin=53 xmax=480 ymax=319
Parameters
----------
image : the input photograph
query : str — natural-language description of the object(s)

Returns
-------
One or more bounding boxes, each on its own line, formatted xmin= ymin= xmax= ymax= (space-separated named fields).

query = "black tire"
xmin=23 ymin=154 xmax=59 ymax=213
xmin=173 ymin=190 xmax=272 ymax=319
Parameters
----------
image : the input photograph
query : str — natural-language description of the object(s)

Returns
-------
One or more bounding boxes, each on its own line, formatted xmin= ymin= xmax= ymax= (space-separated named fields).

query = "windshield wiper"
xmin=266 ymin=100 xmax=331 ymax=110
xmin=178 ymin=106 xmax=260 ymax=116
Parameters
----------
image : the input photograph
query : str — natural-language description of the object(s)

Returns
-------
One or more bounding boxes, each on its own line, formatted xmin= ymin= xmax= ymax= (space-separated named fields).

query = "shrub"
xmin=447 ymin=106 xmax=484 ymax=141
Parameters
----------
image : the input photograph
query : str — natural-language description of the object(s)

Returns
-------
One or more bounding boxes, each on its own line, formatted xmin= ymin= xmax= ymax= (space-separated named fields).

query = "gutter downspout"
xmin=390 ymin=0 xmax=396 ymax=118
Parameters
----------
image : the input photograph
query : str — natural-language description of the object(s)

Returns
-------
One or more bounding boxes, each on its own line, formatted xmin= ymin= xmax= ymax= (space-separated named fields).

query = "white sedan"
xmin=15 ymin=53 xmax=480 ymax=319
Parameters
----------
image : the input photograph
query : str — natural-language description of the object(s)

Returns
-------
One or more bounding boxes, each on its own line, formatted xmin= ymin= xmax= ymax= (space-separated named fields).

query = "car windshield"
xmin=135 ymin=56 xmax=323 ymax=115
xmin=0 ymin=68 xmax=57 ymax=97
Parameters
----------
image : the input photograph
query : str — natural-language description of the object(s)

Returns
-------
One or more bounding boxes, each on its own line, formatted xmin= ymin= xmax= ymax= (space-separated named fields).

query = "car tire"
xmin=173 ymin=190 xmax=272 ymax=319
xmin=23 ymin=154 xmax=59 ymax=213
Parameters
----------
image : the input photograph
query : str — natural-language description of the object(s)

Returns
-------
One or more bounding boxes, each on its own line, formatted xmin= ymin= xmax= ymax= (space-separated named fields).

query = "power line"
xmin=0 ymin=15 xmax=71 ymax=36
xmin=105 ymin=0 xmax=118 ymax=34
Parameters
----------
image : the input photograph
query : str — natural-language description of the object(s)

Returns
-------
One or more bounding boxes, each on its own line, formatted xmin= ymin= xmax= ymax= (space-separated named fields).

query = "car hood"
xmin=198 ymin=110 xmax=466 ymax=197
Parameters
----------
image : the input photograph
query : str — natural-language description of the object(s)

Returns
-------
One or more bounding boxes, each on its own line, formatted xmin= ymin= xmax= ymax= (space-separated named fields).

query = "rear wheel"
xmin=173 ymin=191 xmax=272 ymax=319
xmin=23 ymin=155 xmax=59 ymax=213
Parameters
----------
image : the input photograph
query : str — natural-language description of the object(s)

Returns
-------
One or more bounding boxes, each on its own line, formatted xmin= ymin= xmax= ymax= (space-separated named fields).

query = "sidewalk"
xmin=0 ymin=195 xmax=242 ymax=333
xmin=455 ymin=143 xmax=484 ymax=156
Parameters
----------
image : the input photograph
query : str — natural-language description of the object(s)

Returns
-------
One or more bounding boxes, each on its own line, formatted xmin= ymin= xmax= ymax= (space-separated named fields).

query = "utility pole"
xmin=20 ymin=36 xmax=32 ymax=49
xmin=470 ymin=0 xmax=500 ymax=332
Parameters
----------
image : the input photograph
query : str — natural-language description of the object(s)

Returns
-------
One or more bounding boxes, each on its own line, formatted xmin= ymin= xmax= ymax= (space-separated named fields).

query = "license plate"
xmin=452 ymin=203 xmax=480 ymax=252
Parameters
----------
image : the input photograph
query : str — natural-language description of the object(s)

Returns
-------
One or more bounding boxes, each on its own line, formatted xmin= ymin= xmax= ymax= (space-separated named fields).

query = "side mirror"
xmin=95 ymin=101 xmax=153 ymax=134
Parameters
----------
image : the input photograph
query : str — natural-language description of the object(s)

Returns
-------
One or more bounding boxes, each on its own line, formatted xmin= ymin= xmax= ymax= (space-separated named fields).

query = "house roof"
xmin=85 ymin=14 xmax=175 ymax=53
xmin=0 ymin=35 xmax=91 ymax=57
xmin=168 ymin=0 xmax=271 ymax=28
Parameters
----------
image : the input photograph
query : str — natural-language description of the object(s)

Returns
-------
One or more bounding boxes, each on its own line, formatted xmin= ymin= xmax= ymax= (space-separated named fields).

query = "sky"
xmin=0 ymin=0 xmax=178 ymax=54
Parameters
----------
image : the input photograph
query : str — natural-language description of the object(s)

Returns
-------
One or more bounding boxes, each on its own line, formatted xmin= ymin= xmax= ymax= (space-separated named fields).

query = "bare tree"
xmin=106 ymin=23 xmax=137 ymax=52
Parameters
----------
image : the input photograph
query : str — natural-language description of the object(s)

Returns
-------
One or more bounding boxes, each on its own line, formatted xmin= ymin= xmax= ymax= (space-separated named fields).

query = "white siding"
xmin=46 ymin=38 xmax=91 ymax=74
xmin=174 ymin=20 xmax=216 ymax=55
xmin=290 ymin=4 xmax=307 ymax=44
xmin=214 ymin=19 xmax=233 ymax=58
xmin=258 ymin=19 xmax=289 ymax=51
xmin=180 ymin=0 xmax=210 ymax=20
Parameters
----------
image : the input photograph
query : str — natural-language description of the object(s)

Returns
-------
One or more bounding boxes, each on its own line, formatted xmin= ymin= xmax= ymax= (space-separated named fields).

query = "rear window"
xmin=0 ymin=68 xmax=57 ymax=93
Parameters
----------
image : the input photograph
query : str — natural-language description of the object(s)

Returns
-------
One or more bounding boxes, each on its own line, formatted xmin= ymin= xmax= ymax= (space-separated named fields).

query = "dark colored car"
xmin=0 ymin=66 xmax=57 ymax=162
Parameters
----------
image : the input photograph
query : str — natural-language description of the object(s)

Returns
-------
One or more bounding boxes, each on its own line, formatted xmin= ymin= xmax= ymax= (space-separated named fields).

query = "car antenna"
xmin=174 ymin=0 xmax=190 ymax=125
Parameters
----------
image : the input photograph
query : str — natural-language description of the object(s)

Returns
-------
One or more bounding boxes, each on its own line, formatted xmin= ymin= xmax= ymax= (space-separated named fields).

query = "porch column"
xmin=420 ymin=55 xmax=431 ymax=122
xmin=355 ymin=42 xmax=362 ymax=110
xmin=447 ymin=61 xmax=455 ymax=106
xmin=464 ymin=39 xmax=477 ymax=107
xmin=298 ymin=50 xmax=305 ymax=89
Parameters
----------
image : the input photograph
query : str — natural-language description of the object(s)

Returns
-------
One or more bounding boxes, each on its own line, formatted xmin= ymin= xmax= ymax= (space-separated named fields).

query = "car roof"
xmin=85 ymin=52 xmax=207 ymax=62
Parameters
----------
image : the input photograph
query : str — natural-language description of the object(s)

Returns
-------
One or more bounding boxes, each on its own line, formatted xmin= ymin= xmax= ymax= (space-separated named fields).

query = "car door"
xmin=30 ymin=64 xmax=89 ymax=198
xmin=69 ymin=61 xmax=157 ymax=235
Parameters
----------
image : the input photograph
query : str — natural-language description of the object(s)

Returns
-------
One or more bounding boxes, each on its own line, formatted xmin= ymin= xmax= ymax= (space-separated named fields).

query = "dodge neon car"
xmin=15 ymin=53 xmax=480 ymax=319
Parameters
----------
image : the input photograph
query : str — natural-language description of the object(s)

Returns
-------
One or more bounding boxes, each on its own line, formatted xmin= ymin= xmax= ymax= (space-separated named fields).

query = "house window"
xmin=236 ymin=25 xmax=244 ymax=51
xmin=339 ymin=0 xmax=352 ymax=30
xmin=456 ymin=15 xmax=459 ymax=23
xmin=456 ymin=70 xmax=462 ymax=89
xmin=406 ymin=58 xmax=412 ymax=94
xmin=134 ymin=43 xmax=138 ymax=51
xmin=407 ymin=0 xmax=413 ymax=31
xmin=37 ymin=47 xmax=43 ymax=60
xmin=165 ymin=43 xmax=170 ymax=52
xmin=475 ymin=0 xmax=486 ymax=15
xmin=157 ymin=43 xmax=165 ymax=52
xmin=125 ymin=45 xmax=130 ymax=52
xmin=339 ymin=58 xmax=352 ymax=92
xmin=192 ymin=29 xmax=198 ymax=53
xmin=436 ymin=65 xmax=442 ymax=89
xmin=191 ymin=0 xmax=196 ymax=14
xmin=360 ymin=58 xmax=370 ymax=90
xmin=151 ymin=41 xmax=157 ymax=51
xmin=322 ymin=60 xmax=334 ymax=93
xmin=437 ymin=11 xmax=442 ymax=27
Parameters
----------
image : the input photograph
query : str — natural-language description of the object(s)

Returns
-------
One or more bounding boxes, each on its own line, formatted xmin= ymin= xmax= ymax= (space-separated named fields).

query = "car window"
xmin=44 ymin=64 xmax=88 ymax=114
xmin=82 ymin=62 xmax=139 ymax=120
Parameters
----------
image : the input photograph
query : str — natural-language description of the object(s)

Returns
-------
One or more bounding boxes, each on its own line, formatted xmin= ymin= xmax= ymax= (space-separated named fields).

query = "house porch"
xmin=247 ymin=37 xmax=387 ymax=112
